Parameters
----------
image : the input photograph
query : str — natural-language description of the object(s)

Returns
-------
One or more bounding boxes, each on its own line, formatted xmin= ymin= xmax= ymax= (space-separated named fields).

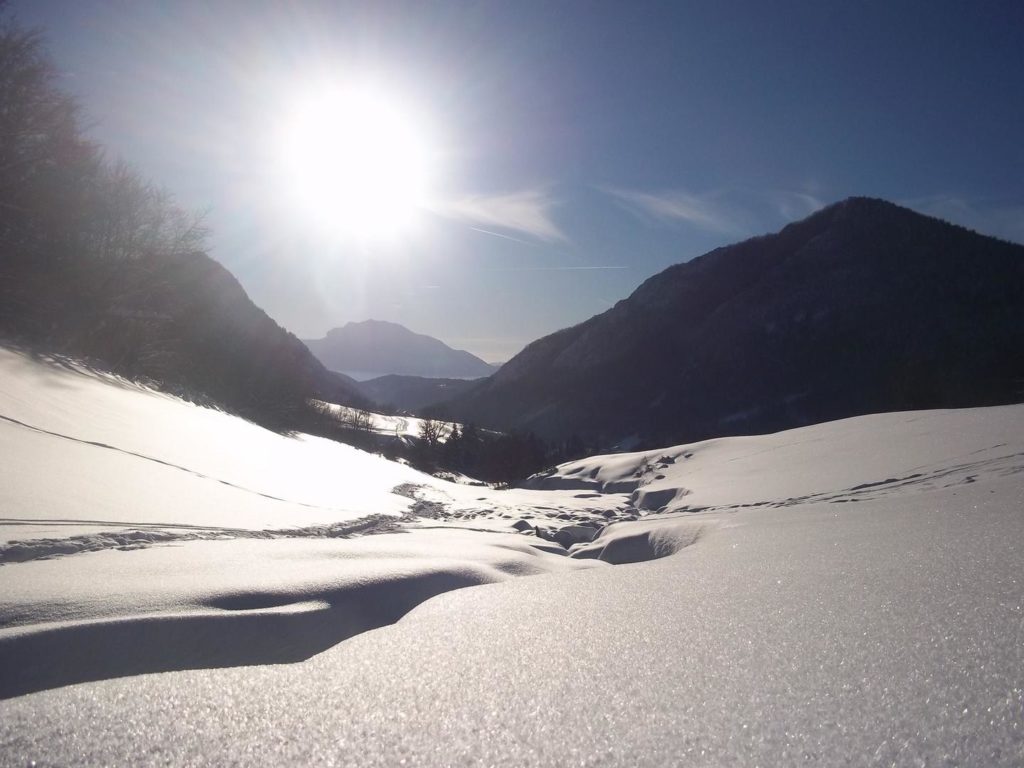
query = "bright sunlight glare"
xmin=281 ymin=84 xmax=434 ymax=240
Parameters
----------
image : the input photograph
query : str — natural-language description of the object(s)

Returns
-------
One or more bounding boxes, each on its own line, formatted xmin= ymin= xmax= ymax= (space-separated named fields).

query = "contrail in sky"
xmin=482 ymin=265 xmax=629 ymax=272
xmin=467 ymin=226 xmax=627 ymax=270
xmin=468 ymin=226 xmax=539 ymax=246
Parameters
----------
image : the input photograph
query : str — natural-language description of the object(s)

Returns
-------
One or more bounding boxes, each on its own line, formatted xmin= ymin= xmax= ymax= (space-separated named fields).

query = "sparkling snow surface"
xmin=1 ymin=348 xmax=1023 ymax=765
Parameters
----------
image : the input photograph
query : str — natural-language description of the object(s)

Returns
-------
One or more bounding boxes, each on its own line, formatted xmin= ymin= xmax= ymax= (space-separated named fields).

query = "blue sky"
xmin=11 ymin=1 xmax=1024 ymax=361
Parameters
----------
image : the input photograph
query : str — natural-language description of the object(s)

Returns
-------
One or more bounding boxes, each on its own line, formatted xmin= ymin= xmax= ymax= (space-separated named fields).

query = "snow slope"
xmin=8 ymin=477 xmax=1018 ymax=766
xmin=0 ymin=348 xmax=622 ymax=551
xmin=0 ymin=348 xmax=424 ymax=542
xmin=527 ymin=405 xmax=1024 ymax=514
xmin=1 ymin=346 xmax=1023 ymax=765
xmin=0 ymin=346 xmax=623 ymax=695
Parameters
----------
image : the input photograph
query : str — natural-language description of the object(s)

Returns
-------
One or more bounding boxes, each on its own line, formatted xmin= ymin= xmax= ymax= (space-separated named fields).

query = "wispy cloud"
xmin=427 ymin=189 xmax=566 ymax=243
xmin=900 ymin=194 xmax=1024 ymax=244
xmin=600 ymin=186 xmax=748 ymax=236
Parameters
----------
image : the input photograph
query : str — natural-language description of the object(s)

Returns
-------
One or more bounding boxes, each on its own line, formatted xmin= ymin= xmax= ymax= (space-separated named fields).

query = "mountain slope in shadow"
xmin=449 ymin=198 xmax=1024 ymax=447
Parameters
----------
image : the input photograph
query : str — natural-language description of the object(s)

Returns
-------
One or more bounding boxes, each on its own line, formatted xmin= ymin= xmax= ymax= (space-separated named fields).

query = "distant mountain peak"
xmin=304 ymin=321 xmax=496 ymax=381
xmin=794 ymin=196 xmax=971 ymax=236
xmin=332 ymin=319 xmax=407 ymax=333
xmin=829 ymin=195 xmax=900 ymax=211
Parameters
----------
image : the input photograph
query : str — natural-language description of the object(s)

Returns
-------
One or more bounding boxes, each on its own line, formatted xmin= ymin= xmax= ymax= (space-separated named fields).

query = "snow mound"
xmin=569 ymin=517 xmax=703 ymax=563
xmin=0 ymin=530 xmax=602 ymax=698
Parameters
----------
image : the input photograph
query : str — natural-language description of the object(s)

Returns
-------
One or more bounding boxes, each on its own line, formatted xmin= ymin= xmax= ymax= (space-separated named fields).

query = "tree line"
xmin=0 ymin=13 xmax=360 ymax=430
xmin=408 ymin=419 xmax=592 ymax=486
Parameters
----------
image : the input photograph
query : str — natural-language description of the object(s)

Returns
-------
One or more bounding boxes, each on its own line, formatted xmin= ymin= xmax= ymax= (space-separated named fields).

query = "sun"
xmin=281 ymin=84 xmax=433 ymax=240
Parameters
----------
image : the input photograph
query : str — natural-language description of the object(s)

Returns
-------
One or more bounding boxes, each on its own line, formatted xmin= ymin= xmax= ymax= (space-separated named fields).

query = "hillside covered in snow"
xmin=2 ymin=345 xmax=1022 ymax=765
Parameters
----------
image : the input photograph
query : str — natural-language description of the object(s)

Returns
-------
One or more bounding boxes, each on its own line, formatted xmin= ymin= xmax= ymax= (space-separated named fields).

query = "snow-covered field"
xmin=1 ymin=346 xmax=1023 ymax=765
xmin=0 ymin=348 xmax=626 ymax=553
xmin=318 ymin=401 xmax=461 ymax=442
xmin=527 ymin=404 xmax=1024 ymax=514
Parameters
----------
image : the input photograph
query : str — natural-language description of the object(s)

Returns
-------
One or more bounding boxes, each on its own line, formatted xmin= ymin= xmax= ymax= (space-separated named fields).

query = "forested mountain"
xmin=0 ymin=20 xmax=364 ymax=427
xmin=448 ymin=198 xmax=1024 ymax=447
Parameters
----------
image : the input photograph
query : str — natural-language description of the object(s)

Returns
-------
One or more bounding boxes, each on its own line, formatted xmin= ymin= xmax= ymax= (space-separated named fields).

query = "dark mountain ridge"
xmin=304 ymin=320 xmax=496 ymax=380
xmin=448 ymin=198 xmax=1024 ymax=447
xmin=3 ymin=248 xmax=367 ymax=426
